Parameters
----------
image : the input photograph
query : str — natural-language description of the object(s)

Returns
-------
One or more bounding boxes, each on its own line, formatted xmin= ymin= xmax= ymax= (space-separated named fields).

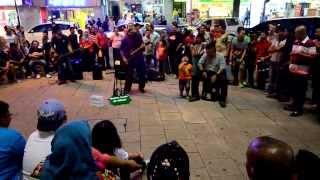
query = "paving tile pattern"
xmin=1 ymin=74 xmax=320 ymax=180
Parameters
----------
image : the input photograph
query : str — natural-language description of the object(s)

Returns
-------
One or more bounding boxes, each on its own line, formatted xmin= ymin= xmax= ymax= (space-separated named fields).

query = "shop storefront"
xmin=187 ymin=0 xmax=234 ymax=18
xmin=45 ymin=0 xmax=105 ymax=29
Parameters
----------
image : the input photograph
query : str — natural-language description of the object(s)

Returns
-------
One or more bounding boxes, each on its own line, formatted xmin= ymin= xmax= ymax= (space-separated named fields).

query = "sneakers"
xmin=36 ymin=74 xmax=41 ymax=79
xmin=46 ymin=74 xmax=52 ymax=78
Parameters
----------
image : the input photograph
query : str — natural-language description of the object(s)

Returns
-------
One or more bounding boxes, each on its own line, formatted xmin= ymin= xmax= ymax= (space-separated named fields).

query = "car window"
xmin=226 ymin=18 xmax=239 ymax=26
xmin=57 ymin=24 xmax=70 ymax=30
xmin=29 ymin=24 xmax=52 ymax=33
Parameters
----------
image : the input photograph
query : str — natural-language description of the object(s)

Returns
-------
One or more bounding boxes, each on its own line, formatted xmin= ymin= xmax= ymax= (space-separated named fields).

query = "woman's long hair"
xmin=92 ymin=120 xmax=122 ymax=155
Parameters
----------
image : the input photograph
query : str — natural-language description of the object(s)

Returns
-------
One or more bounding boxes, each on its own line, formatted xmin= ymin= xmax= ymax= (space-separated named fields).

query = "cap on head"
xmin=37 ymin=99 xmax=66 ymax=132
xmin=246 ymin=136 xmax=294 ymax=180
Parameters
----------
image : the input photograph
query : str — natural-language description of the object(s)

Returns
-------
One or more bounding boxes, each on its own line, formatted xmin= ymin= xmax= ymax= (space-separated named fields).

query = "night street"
xmin=1 ymin=74 xmax=319 ymax=180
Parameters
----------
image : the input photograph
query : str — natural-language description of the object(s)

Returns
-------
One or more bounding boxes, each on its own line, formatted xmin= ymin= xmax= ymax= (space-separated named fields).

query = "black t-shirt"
xmin=29 ymin=47 xmax=43 ymax=60
xmin=168 ymin=31 xmax=183 ymax=53
xmin=68 ymin=34 xmax=79 ymax=50
xmin=8 ymin=49 xmax=24 ymax=62
xmin=0 ymin=51 xmax=9 ymax=68
xmin=51 ymin=35 xmax=69 ymax=55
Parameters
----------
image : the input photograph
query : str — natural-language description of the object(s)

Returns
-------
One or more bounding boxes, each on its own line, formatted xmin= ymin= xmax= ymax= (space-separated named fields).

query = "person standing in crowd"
xmin=156 ymin=39 xmax=168 ymax=80
xmin=120 ymin=23 xmax=146 ymax=93
xmin=230 ymin=27 xmax=248 ymax=87
xmin=111 ymin=27 xmax=124 ymax=62
xmin=189 ymin=35 xmax=205 ymax=102
xmin=68 ymin=27 xmax=79 ymax=51
xmin=23 ymin=99 xmax=67 ymax=177
xmin=28 ymin=40 xmax=51 ymax=79
xmin=149 ymin=24 xmax=160 ymax=67
xmin=284 ymin=26 xmax=317 ymax=117
xmin=168 ymin=23 xmax=183 ymax=76
xmin=143 ymin=29 xmax=154 ymax=67
xmin=198 ymin=42 xmax=227 ymax=107
xmin=178 ymin=56 xmax=192 ymax=98
xmin=102 ymin=16 xmax=109 ymax=32
xmin=313 ymin=27 xmax=320 ymax=114
xmin=96 ymin=18 xmax=102 ymax=28
xmin=246 ymin=136 xmax=295 ymax=180
xmin=246 ymin=33 xmax=258 ymax=88
xmin=96 ymin=27 xmax=111 ymax=69
xmin=80 ymin=31 xmax=96 ymax=72
xmin=51 ymin=27 xmax=75 ymax=85
xmin=0 ymin=101 xmax=26 ymax=180
xmin=255 ymin=32 xmax=271 ymax=90
xmin=276 ymin=29 xmax=293 ymax=102
xmin=267 ymin=26 xmax=287 ymax=98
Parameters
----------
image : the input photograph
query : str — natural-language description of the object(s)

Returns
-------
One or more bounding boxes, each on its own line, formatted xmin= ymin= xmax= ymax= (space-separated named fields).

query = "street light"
xmin=14 ymin=0 xmax=21 ymax=26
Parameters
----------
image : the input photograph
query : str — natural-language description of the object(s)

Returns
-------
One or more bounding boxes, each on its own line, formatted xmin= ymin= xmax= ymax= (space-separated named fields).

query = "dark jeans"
xmin=232 ymin=61 xmax=240 ymax=85
xmin=145 ymin=54 xmax=153 ymax=67
xmin=290 ymin=74 xmax=308 ymax=112
xmin=29 ymin=60 xmax=49 ymax=74
xmin=169 ymin=52 xmax=180 ymax=76
xmin=246 ymin=63 xmax=255 ymax=87
xmin=104 ymin=47 xmax=111 ymax=69
xmin=57 ymin=57 xmax=74 ymax=81
xmin=124 ymin=57 xmax=146 ymax=92
xmin=179 ymin=79 xmax=191 ymax=96
xmin=268 ymin=61 xmax=280 ymax=94
xmin=202 ymin=70 xmax=228 ymax=102
xmin=191 ymin=74 xmax=201 ymax=98
xmin=256 ymin=61 xmax=269 ymax=90
xmin=277 ymin=64 xmax=290 ymax=97
xmin=158 ymin=60 xmax=166 ymax=77
xmin=113 ymin=48 xmax=122 ymax=62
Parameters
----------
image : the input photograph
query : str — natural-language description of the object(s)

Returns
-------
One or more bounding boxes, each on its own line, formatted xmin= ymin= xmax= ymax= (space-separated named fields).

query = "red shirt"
xmin=255 ymin=39 xmax=271 ymax=62
xmin=96 ymin=32 xmax=108 ymax=49
xmin=80 ymin=39 xmax=95 ymax=53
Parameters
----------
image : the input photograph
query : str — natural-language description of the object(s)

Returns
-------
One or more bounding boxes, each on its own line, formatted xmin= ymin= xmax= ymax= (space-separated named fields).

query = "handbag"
xmin=289 ymin=64 xmax=310 ymax=76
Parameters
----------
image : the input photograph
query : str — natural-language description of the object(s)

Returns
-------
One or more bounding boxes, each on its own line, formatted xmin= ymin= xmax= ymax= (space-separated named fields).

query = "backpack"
xmin=147 ymin=141 xmax=190 ymax=180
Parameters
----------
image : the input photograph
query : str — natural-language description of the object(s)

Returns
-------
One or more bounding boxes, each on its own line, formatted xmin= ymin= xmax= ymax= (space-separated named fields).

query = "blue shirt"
xmin=0 ymin=127 xmax=26 ymax=180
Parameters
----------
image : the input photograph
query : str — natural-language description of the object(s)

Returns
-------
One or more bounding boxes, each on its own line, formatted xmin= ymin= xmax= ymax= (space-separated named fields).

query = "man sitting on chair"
xmin=198 ymin=42 xmax=228 ymax=108
xmin=28 ymin=40 xmax=50 ymax=79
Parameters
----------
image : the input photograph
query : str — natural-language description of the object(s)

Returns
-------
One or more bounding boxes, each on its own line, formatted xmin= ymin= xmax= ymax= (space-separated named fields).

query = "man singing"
xmin=120 ymin=23 xmax=146 ymax=93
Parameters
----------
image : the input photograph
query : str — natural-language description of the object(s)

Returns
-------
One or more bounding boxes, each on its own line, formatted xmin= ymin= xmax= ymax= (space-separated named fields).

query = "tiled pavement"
xmin=1 ymin=74 xmax=320 ymax=180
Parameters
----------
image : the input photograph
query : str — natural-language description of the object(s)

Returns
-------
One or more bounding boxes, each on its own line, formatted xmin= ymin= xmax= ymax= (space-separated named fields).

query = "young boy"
xmin=178 ymin=56 xmax=192 ymax=98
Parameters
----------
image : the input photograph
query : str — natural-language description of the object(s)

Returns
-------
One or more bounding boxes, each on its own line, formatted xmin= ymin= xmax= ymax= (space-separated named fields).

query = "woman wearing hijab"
xmin=40 ymin=120 xmax=97 ymax=180
xmin=40 ymin=120 xmax=141 ymax=180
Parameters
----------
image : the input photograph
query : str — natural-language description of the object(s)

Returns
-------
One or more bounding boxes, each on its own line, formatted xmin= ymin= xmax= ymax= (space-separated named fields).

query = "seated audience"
xmin=28 ymin=40 xmax=50 ymax=79
xmin=0 ymin=37 xmax=15 ymax=83
xmin=246 ymin=136 xmax=294 ymax=180
xmin=23 ymin=99 xmax=66 ymax=176
xmin=40 ymin=120 xmax=141 ymax=179
xmin=92 ymin=120 xmax=144 ymax=179
xmin=8 ymin=43 xmax=25 ymax=80
xmin=0 ymin=100 xmax=26 ymax=179
xmin=295 ymin=149 xmax=320 ymax=180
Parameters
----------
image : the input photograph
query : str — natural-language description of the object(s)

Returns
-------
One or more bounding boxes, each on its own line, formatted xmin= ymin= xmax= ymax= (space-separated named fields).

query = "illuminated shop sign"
xmin=0 ymin=0 xmax=23 ymax=6
xmin=48 ymin=0 xmax=86 ymax=6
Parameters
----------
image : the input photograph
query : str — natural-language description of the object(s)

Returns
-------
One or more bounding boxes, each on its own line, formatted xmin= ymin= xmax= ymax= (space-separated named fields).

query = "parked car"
xmin=26 ymin=22 xmax=75 ymax=46
xmin=203 ymin=17 xmax=242 ymax=35
xmin=247 ymin=17 xmax=320 ymax=37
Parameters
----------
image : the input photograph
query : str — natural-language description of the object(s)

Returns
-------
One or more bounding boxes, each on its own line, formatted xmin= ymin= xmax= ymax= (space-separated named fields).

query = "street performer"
xmin=51 ymin=26 xmax=75 ymax=85
xmin=120 ymin=23 xmax=146 ymax=93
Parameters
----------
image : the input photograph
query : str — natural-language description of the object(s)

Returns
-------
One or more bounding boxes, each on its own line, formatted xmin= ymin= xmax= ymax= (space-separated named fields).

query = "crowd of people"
xmin=0 ymin=16 xmax=320 ymax=112
xmin=0 ymin=99 xmax=320 ymax=180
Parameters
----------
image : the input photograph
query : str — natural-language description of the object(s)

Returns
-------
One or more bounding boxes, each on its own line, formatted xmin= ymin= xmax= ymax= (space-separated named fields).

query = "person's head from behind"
xmin=295 ymin=25 xmax=307 ymax=41
xmin=92 ymin=120 xmax=122 ymax=155
xmin=0 ymin=101 xmax=11 ymax=127
xmin=295 ymin=149 xmax=320 ymax=180
xmin=195 ymin=35 xmax=204 ymax=44
xmin=37 ymin=99 xmax=66 ymax=132
xmin=205 ymin=41 xmax=216 ymax=58
xmin=246 ymin=136 xmax=294 ymax=180
xmin=237 ymin=27 xmax=246 ymax=41
xmin=159 ymin=39 xmax=166 ymax=47
xmin=41 ymin=120 xmax=96 ymax=179
xmin=172 ymin=24 xmax=179 ymax=33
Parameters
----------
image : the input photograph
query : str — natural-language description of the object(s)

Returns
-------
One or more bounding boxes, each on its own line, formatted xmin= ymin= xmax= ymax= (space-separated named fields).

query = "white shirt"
xmin=23 ymin=130 xmax=54 ymax=176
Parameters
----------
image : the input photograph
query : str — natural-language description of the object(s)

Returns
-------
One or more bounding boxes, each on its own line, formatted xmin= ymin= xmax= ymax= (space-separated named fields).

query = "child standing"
xmin=178 ymin=56 xmax=192 ymax=98
xmin=156 ymin=39 xmax=168 ymax=79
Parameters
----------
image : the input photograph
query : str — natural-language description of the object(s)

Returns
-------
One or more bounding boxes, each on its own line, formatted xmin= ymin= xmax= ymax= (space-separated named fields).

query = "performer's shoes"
xmin=219 ymin=101 xmax=227 ymax=108
xmin=290 ymin=111 xmax=303 ymax=117
xmin=189 ymin=97 xmax=200 ymax=102
xmin=70 ymin=80 xmax=76 ymax=83
xmin=58 ymin=80 xmax=67 ymax=85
